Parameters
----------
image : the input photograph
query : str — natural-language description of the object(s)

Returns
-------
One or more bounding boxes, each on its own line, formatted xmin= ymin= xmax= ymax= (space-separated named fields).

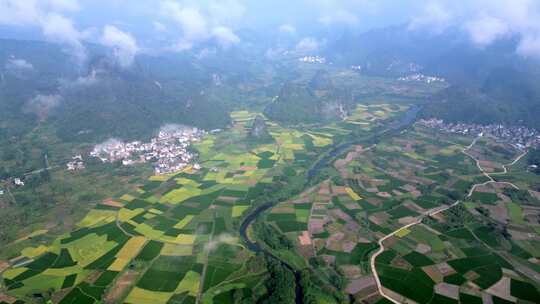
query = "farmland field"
xmin=1 ymin=106 xmax=539 ymax=304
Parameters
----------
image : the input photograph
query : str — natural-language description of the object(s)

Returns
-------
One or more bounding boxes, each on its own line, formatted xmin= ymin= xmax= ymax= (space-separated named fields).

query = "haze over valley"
xmin=1 ymin=1 xmax=540 ymax=304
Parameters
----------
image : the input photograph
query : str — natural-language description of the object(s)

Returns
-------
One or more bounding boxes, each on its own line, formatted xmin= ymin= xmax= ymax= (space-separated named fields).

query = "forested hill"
xmin=325 ymin=26 xmax=540 ymax=130
xmin=0 ymin=39 xmax=235 ymax=143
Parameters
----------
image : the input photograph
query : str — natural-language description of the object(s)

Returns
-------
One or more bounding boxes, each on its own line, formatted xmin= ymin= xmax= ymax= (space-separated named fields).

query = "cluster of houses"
xmin=419 ymin=118 xmax=540 ymax=150
xmin=398 ymin=74 xmax=445 ymax=84
xmin=299 ymin=56 xmax=326 ymax=64
xmin=67 ymin=155 xmax=85 ymax=171
xmin=89 ymin=127 xmax=206 ymax=175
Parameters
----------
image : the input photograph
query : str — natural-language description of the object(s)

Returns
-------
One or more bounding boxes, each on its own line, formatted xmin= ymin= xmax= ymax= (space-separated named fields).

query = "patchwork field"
xmin=263 ymin=125 xmax=540 ymax=303
xmin=1 ymin=106 xmax=384 ymax=304
xmin=3 ymin=104 xmax=538 ymax=304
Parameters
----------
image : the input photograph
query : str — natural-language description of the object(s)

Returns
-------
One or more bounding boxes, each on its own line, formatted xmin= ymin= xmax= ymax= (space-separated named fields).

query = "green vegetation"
xmin=1 ymin=68 xmax=540 ymax=304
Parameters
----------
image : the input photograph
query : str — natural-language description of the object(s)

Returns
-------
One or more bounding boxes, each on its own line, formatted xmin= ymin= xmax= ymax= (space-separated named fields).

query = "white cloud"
xmin=295 ymin=37 xmax=322 ymax=53
xmin=41 ymin=13 xmax=86 ymax=64
xmin=24 ymin=94 xmax=62 ymax=120
xmin=5 ymin=58 xmax=34 ymax=70
xmin=319 ymin=10 xmax=359 ymax=27
xmin=160 ymin=1 xmax=208 ymax=42
xmin=517 ymin=34 xmax=540 ymax=58
xmin=207 ymin=0 xmax=246 ymax=25
xmin=60 ymin=69 xmax=100 ymax=88
xmin=204 ymin=233 xmax=238 ymax=252
xmin=160 ymin=0 xmax=242 ymax=51
xmin=45 ymin=0 xmax=80 ymax=12
xmin=168 ymin=39 xmax=194 ymax=52
xmin=407 ymin=0 xmax=540 ymax=58
xmin=101 ymin=25 xmax=138 ymax=68
xmin=408 ymin=1 xmax=453 ymax=33
xmin=465 ymin=15 xmax=509 ymax=47
xmin=153 ymin=21 xmax=167 ymax=32
xmin=212 ymin=26 xmax=240 ymax=48
xmin=279 ymin=24 xmax=296 ymax=34
xmin=0 ymin=0 xmax=42 ymax=26
xmin=0 ymin=0 xmax=87 ymax=64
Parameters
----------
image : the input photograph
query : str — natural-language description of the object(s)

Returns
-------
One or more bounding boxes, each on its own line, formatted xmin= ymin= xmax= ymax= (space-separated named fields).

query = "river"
xmin=238 ymin=105 xmax=421 ymax=304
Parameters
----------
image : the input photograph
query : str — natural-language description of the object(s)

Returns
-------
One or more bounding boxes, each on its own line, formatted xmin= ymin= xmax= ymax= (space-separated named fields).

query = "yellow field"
xmin=232 ymin=205 xmax=249 ymax=218
xmin=13 ymin=229 xmax=48 ymax=244
xmin=117 ymin=237 xmax=146 ymax=258
xmin=67 ymin=233 xmax=117 ymax=267
xmin=120 ymin=194 xmax=136 ymax=202
xmin=345 ymin=187 xmax=362 ymax=201
xmin=295 ymin=209 xmax=310 ymax=223
xmin=43 ymin=265 xmax=81 ymax=276
xmin=118 ymin=208 xmax=144 ymax=222
xmin=175 ymin=271 xmax=201 ymax=296
xmin=2 ymin=267 xmax=28 ymax=280
xmin=161 ymin=187 xmax=201 ymax=204
xmin=149 ymin=175 xmax=171 ymax=182
xmin=307 ymin=133 xmax=333 ymax=147
xmin=135 ymin=223 xmax=165 ymax=239
xmin=161 ymin=244 xmax=193 ymax=256
xmin=77 ymin=209 xmax=116 ymax=228
xmin=21 ymin=245 xmax=48 ymax=258
xmin=125 ymin=287 xmax=172 ymax=304
xmin=174 ymin=215 xmax=194 ymax=229
xmin=395 ymin=228 xmax=411 ymax=238
xmin=174 ymin=234 xmax=196 ymax=245
xmin=108 ymin=236 xmax=146 ymax=271
xmin=148 ymin=208 xmax=164 ymax=215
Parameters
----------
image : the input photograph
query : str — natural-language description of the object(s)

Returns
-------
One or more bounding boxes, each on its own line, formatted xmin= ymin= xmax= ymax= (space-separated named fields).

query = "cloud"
xmin=60 ymin=69 xmax=100 ymax=88
xmin=517 ymin=34 xmax=540 ymax=58
xmin=153 ymin=21 xmax=167 ymax=32
xmin=5 ymin=58 xmax=34 ymax=70
xmin=207 ymin=0 xmax=246 ymax=25
xmin=24 ymin=94 xmax=62 ymax=120
xmin=211 ymin=26 xmax=240 ymax=48
xmin=159 ymin=0 xmax=243 ymax=51
xmin=407 ymin=0 xmax=540 ymax=58
xmin=319 ymin=10 xmax=359 ymax=27
xmin=45 ymin=0 xmax=80 ymax=12
xmin=465 ymin=15 xmax=509 ymax=47
xmin=204 ymin=233 xmax=239 ymax=252
xmin=100 ymin=25 xmax=139 ymax=68
xmin=295 ymin=37 xmax=322 ymax=53
xmin=279 ymin=24 xmax=296 ymax=34
xmin=0 ymin=0 xmax=42 ymax=26
xmin=41 ymin=13 xmax=86 ymax=64
xmin=408 ymin=1 xmax=454 ymax=33
xmin=0 ymin=0 xmax=87 ymax=64
xmin=161 ymin=1 xmax=208 ymax=42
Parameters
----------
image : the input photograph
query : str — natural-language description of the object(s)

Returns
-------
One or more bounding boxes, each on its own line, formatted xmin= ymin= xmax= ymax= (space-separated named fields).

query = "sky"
xmin=1 ymin=0 xmax=540 ymax=67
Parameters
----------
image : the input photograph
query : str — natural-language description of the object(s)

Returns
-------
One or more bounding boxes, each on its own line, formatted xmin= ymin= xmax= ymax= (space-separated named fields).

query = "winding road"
xmin=370 ymin=136 xmax=528 ymax=304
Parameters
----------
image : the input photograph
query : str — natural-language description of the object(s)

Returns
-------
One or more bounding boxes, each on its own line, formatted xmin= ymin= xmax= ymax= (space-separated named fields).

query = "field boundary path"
xmin=370 ymin=136 xmax=528 ymax=304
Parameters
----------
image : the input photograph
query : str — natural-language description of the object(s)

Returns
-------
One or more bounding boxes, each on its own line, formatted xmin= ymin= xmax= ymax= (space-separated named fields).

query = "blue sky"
xmin=1 ymin=0 xmax=539 ymax=67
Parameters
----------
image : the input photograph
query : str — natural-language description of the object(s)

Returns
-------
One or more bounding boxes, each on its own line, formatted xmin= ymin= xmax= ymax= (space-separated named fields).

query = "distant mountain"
xmin=0 ymin=39 xmax=235 ymax=143
xmin=325 ymin=25 xmax=540 ymax=130
xmin=325 ymin=25 xmax=532 ymax=85
xmin=248 ymin=115 xmax=273 ymax=143
xmin=264 ymin=70 xmax=348 ymax=125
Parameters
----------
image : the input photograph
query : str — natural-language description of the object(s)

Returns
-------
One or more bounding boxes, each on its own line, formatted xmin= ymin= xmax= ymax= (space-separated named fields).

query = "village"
xmin=87 ymin=126 xmax=206 ymax=175
xmin=398 ymin=73 xmax=446 ymax=84
xmin=298 ymin=55 xmax=326 ymax=64
xmin=419 ymin=118 xmax=540 ymax=150
xmin=1 ymin=127 xmax=208 ymax=190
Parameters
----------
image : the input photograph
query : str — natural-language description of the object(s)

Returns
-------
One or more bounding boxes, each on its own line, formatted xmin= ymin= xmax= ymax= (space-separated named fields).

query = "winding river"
xmin=238 ymin=105 xmax=421 ymax=303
